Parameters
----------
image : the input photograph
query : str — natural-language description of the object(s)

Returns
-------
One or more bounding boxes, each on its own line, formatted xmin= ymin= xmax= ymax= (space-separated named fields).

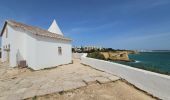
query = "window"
xmin=58 ymin=47 xmax=62 ymax=55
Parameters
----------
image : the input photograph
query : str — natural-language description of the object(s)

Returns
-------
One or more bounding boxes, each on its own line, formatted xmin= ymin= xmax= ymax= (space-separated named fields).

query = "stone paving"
xmin=0 ymin=59 xmax=120 ymax=100
xmin=31 ymin=81 xmax=155 ymax=100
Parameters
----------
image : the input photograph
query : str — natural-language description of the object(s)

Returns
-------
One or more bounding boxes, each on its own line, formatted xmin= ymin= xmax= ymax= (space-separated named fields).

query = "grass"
xmin=87 ymin=52 xmax=105 ymax=60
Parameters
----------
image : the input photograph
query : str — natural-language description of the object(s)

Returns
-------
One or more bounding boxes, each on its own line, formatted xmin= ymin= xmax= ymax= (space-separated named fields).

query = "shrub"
xmin=87 ymin=52 xmax=105 ymax=60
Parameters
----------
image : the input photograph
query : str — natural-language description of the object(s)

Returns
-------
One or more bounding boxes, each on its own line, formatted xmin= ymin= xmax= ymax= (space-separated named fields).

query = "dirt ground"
xmin=0 ymin=59 xmax=157 ymax=100
xmin=28 ymin=80 xmax=156 ymax=100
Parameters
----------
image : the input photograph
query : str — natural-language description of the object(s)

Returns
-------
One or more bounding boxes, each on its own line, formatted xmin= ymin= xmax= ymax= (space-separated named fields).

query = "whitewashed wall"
xmin=34 ymin=36 xmax=72 ymax=70
xmin=81 ymin=54 xmax=170 ymax=100
xmin=1 ymin=24 xmax=72 ymax=70
xmin=1 ymin=25 xmax=28 ymax=67
xmin=24 ymin=31 xmax=37 ymax=68
xmin=14 ymin=29 xmax=72 ymax=70
xmin=1 ymin=26 xmax=9 ymax=62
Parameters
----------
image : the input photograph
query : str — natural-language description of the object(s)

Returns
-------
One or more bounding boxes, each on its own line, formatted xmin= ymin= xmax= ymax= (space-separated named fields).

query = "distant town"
xmin=72 ymin=46 xmax=134 ymax=53
xmin=72 ymin=46 xmax=170 ymax=53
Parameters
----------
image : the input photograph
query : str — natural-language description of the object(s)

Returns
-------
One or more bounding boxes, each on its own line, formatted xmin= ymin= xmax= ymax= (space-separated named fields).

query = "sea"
xmin=114 ymin=52 xmax=170 ymax=75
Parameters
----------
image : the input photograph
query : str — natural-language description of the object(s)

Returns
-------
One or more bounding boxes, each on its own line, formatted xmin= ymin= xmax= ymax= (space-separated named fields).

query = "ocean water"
xmin=115 ymin=52 xmax=170 ymax=75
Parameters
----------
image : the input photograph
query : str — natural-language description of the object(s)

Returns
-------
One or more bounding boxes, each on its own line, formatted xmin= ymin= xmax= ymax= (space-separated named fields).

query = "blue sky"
xmin=0 ymin=0 xmax=170 ymax=50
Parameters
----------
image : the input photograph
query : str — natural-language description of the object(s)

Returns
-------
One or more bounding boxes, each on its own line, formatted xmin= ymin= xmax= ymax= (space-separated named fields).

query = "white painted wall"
xmin=24 ymin=31 xmax=37 ymax=68
xmin=1 ymin=24 xmax=72 ymax=70
xmin=10 ymin=27 xmax=27 ymax=67
xmin=81 ymin=54 xmax=170 ymax=100
xmin=1 ymin=26 xmax=9 ymax=62
xmin=33 ymin=35 xmax=72 ymax=70
xmin=1 ymin=25 xmax=25 ymax=66
xmin=1 ymin=25 xmax=37 ymax=67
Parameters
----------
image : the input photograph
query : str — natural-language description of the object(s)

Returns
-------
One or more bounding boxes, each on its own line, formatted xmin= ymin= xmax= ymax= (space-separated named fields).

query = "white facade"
xmin=1 ymin=20 xmax=72 ymax=70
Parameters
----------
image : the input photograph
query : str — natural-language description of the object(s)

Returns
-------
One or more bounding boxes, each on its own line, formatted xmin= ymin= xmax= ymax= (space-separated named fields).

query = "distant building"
xmin=83 ymin=46 xmax=103 ymax=51
xmin=1 ymin=20 xmax=72 ymax=70
xmin=73 ymin=46 xmax=103 ymax=52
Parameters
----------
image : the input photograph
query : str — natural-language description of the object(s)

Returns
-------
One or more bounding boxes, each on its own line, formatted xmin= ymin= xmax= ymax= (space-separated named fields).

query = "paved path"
xmin=31 ymin=81 xmax=155 ymax=100
xmin=0 ymin=59 xmax=120 ymax=100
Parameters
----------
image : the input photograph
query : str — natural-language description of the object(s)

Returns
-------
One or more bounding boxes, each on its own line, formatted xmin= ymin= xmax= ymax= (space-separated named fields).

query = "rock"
xmin=16 ymin=88 xmax=27 ymax=94
xmin=6 ymin=93 xmax=23 ymax=100
xmin=95 ymin=77 xmax=111 ymax=84
xmin=83 ymin=76 xmax=96 ymax=84
xmin=18 ymin=79 xmax=33 ymax=88
xmin=108 ymin=76 xmax=120 ymax=82
xmin=37 ymin=86 xmax=63 ymax=96
xmin=62 ymin=81 xmax=86 ymax=91
xmin=22 ymin=89 xmax=38 ymax=99
xmin=101 ymin=51 xmax=131 ymax=62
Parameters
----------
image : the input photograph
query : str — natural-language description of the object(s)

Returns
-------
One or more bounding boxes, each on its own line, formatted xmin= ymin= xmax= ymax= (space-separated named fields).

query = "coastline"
xmin=81 ymin=54 xmax=170 ymax=99
xmin=87 ymin=51 xmax=170 ymax=75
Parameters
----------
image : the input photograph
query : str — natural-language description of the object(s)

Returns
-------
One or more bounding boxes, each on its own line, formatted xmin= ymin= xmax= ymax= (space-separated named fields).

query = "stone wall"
xmin=81 ymin=54 xmax=170 ymax=100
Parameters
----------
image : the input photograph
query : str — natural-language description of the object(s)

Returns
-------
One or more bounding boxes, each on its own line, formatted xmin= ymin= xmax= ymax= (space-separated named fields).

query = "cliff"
xmin=101 ymin=51 xmax=132 ymax=62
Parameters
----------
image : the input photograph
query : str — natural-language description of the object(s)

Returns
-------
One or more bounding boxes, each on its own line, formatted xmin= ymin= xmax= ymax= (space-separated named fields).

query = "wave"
xmin=134 ymin=60 xmax=140 ymax=63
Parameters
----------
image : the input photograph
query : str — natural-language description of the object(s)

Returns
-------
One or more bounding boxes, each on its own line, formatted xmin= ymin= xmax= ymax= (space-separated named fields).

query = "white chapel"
xmin=0 ymin=20 xmax=72 ymax=70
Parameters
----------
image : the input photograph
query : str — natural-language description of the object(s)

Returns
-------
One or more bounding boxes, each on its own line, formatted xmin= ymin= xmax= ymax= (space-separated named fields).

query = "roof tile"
xmin=3 ymin=20 xmax=71 ymax=41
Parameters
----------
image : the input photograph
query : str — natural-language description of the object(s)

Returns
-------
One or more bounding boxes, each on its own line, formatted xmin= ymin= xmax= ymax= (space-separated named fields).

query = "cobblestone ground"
xmin=0 ymin=59 xmax=120 ymax=100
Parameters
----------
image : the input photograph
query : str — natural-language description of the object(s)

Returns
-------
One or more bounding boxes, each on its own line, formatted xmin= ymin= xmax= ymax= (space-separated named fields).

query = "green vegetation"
xmin=72 ymin=47 xmax=136 ymax=54
xmin=32 ymin=96 xmax=37 ymax=100
xmin=87 ymin=52 xmax=105 ymax=60
xmin=72 ymin=47 xmax=118 ymax=53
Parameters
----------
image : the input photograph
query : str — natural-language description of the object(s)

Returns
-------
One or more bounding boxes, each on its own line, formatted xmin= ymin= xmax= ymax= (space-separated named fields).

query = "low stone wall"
xmin=72 ymin=53 xmax=84 ymax=59
xmin=81 ymin=54 xmax=170 ymax=100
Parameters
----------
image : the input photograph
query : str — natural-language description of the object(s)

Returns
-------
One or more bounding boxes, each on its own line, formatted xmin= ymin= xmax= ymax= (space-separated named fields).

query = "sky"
xmin=0 ymin=0 xmax=170 ymax=50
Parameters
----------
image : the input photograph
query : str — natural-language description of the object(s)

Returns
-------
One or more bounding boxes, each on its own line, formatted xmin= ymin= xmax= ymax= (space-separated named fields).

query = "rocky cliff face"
xmin=101 ymin=51 xmax=131 ymax=62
